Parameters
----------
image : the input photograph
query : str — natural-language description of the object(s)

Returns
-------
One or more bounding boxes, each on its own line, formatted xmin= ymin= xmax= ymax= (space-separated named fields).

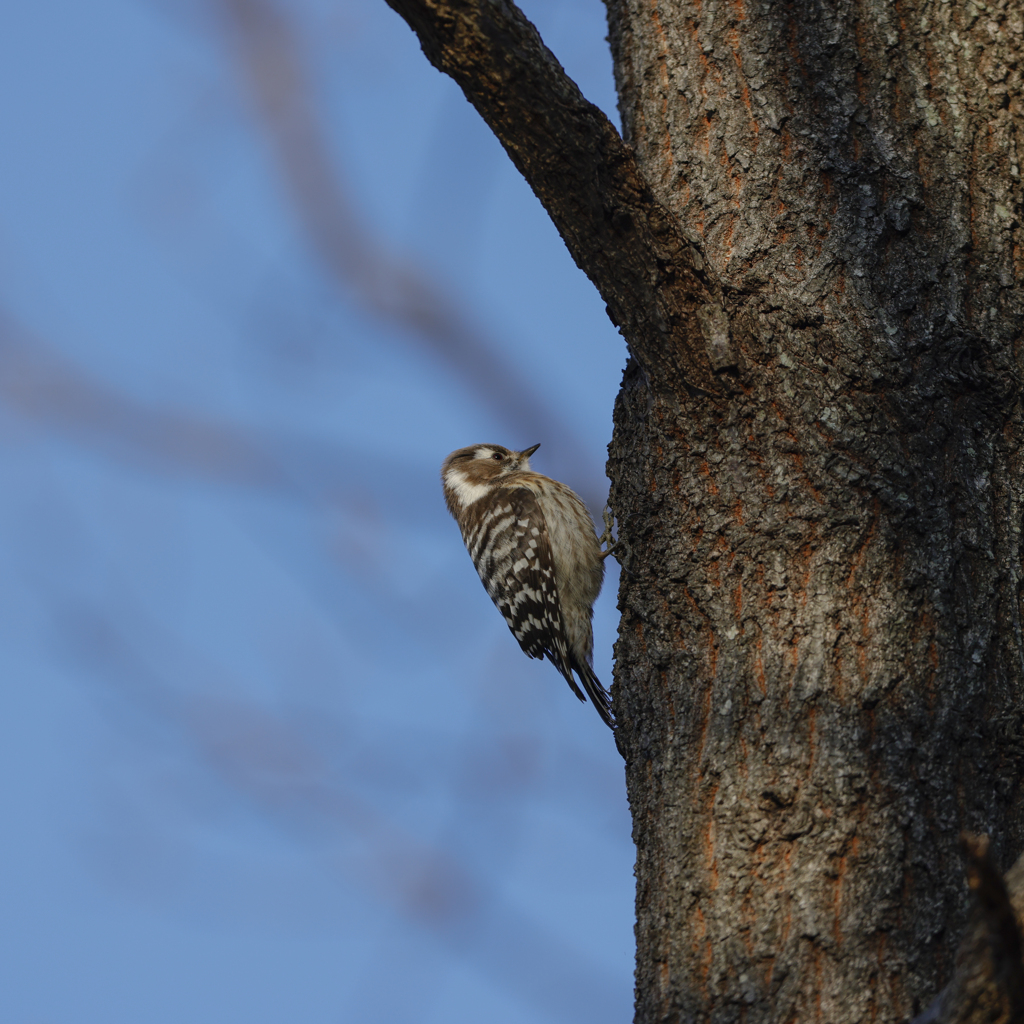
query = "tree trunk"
xmin=382 ymin=1 xmax=1024 ymax=1021
xmin=606 ymin=2 xmax=1024 ymax=1020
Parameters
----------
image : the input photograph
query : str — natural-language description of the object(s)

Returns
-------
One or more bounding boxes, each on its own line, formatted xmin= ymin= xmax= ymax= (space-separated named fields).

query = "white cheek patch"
xmin=445 ymin=467 xmax=492 ymax=509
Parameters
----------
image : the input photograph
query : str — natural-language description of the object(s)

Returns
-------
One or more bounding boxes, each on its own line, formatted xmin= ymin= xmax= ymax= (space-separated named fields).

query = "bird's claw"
xmin=599 ymin=505 xmax=621 ymax=561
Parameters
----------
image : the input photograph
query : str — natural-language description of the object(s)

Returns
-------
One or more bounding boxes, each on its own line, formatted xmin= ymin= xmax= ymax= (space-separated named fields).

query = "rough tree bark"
xmin=382 ymin=1 xmax=1024 ymax=1021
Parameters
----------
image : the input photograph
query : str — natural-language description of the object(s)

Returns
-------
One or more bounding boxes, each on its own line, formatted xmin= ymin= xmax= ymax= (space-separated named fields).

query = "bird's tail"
xmin=573 ymin=659 xmax=614 ymax=729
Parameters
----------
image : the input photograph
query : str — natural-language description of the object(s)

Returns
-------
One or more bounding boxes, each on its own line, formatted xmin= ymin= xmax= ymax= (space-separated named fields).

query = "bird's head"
xmin=441 ymin=443 xmax=540 ymax=512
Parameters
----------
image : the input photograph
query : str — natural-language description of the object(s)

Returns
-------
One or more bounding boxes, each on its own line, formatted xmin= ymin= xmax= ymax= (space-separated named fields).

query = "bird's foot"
xmin=599 ymin=505 xmax=621 ymax=561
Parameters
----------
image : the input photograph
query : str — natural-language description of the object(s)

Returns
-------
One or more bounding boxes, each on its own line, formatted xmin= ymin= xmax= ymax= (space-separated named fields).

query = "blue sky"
xmin=0 ymin=2 xmax=634 ymax=1021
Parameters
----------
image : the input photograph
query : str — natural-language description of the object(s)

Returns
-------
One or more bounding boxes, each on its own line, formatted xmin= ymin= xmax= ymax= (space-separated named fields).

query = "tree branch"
xmin=911 ymin=835 xmax=1024 ymax=1024
xmin=382 ymin=0 xmax=725 ymax=392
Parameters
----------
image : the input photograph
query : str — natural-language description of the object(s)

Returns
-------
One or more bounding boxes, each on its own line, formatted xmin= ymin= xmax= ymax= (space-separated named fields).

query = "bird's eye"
xmin=492 ymin=452 xmax=504 ymax=460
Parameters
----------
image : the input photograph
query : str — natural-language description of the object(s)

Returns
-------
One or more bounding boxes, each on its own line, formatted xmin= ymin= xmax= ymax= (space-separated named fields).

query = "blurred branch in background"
xmin=213 ymin=0 xmax=607 ymax=499
xmin=0 ymin=305 xmax=435 ymax=506
xmin=0 ymin=307 xmax=283 ymax=490
xmin=61 ymin=601 xmax=627 ymax=1022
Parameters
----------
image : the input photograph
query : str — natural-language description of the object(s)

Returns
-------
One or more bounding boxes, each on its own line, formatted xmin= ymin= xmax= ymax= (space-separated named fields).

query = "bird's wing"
xmin=474 ymin=486 xmax=585 ymax=703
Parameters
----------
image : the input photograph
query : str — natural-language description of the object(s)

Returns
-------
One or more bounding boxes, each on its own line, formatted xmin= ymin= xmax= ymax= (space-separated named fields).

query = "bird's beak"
xmin=520 ymin=443 xmax=541 ymax=459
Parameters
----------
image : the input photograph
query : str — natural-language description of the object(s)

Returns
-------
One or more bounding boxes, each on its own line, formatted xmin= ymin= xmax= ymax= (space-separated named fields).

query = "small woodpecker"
xmin=441 ymin=443 xmax=612 ymax=728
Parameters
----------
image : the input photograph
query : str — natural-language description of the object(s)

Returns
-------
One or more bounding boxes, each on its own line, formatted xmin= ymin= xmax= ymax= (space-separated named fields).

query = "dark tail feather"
xmin=545 ymin=644 xmax=614 ymax=728
xmin=546 ymin=644 xmax=587 ymax=704
xmin=573 ymin=659 xmax=615 ymax=729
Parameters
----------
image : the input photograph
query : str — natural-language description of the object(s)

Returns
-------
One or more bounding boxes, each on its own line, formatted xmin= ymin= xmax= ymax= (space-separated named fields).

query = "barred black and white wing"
xmin=461 ymin=486 xmax=586 ymax=704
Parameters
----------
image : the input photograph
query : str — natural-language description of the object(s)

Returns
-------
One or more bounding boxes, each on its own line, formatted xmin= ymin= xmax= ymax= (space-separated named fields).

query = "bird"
xmin=441 ymin=443 xmax=613 ymax=728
